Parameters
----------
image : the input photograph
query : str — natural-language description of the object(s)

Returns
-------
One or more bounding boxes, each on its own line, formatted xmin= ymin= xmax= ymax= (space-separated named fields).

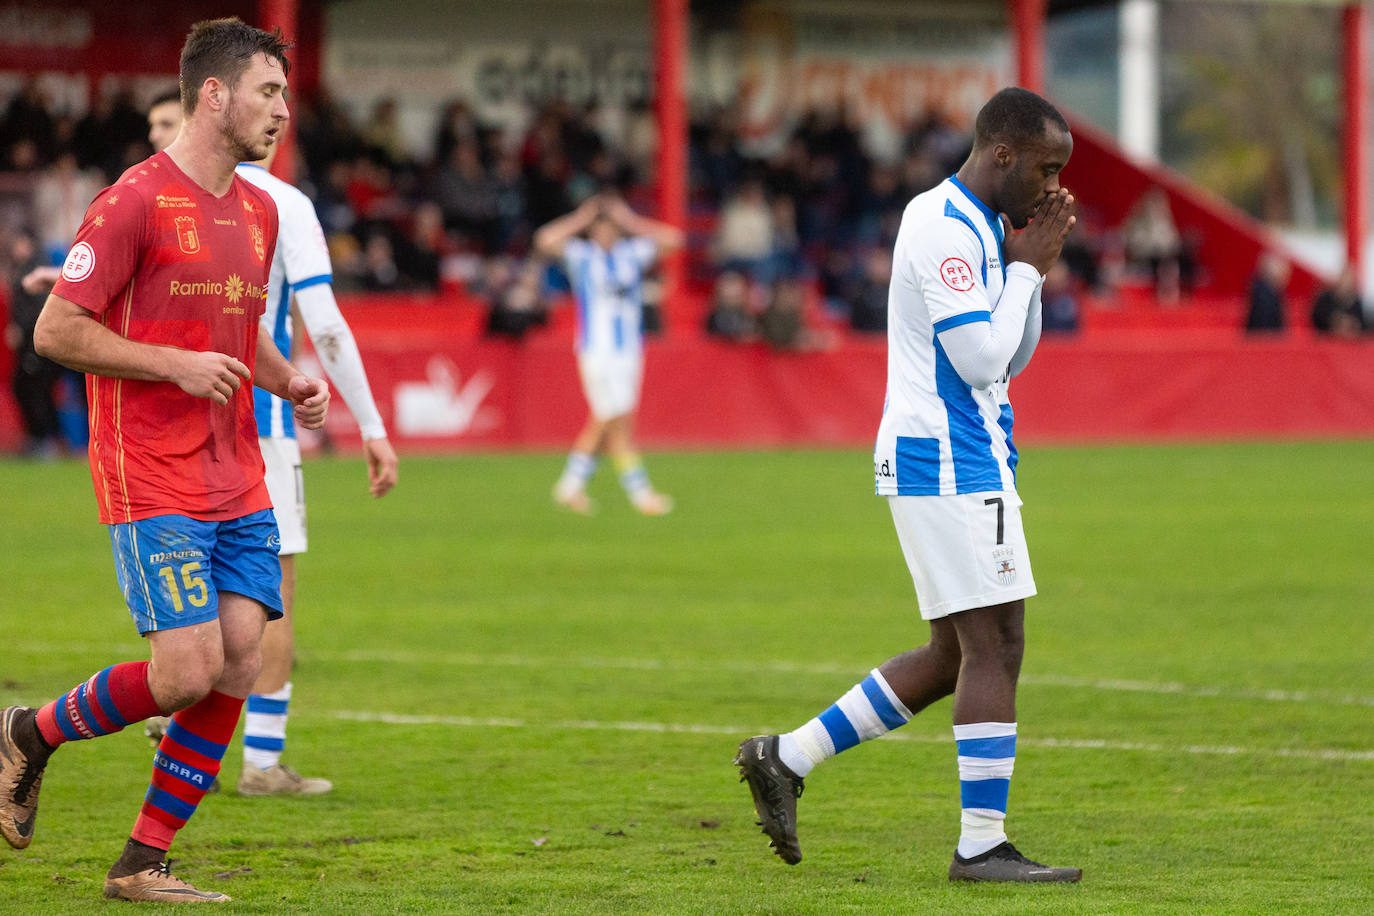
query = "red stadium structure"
xmin=0 ymin=0 xmax=1371 ymax=453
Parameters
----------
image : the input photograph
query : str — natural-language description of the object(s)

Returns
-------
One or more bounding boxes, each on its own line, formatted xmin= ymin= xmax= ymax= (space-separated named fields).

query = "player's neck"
xmin=953 ymin=160 xmax=997 ymax=212
xmin=162 ymin=126 xmax=241 ymax=198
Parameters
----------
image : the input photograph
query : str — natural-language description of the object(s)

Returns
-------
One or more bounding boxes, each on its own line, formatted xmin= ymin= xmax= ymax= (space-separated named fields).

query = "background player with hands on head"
xmin=537 ymin=192 xmax=683 ymax=517
xmin=736 ymin=86 xmax=1082 ymax=884
xmin=0 ymin=18 xmax=330 ymax=904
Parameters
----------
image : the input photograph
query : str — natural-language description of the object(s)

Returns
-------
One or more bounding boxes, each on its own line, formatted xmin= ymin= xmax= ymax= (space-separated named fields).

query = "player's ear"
xmin=202 ymin=78 xmax=224 ymax=112
xmin=993 ymin=143 xmax=1013 ymax=170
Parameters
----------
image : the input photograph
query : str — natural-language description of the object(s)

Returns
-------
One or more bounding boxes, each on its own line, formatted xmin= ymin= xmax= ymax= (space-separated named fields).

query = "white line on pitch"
xmin=329 ymin=710 xmax=1374 ymax=763
xmin=321 ymin=648 xmax=1374 ymax=709
xmin=18 ymin=642 xmax=1374 ymax=710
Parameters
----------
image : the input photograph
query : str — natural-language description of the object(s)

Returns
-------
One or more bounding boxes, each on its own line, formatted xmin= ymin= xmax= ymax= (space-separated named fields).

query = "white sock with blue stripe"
xmin=243 ymin=681 xmax=292 ymax=770
xmin=954 ymin=721 xmax=1017 ymax=858
xmin=777 ymin=669 xmax=913 ymax=778
xmin=555 ymin=451 xmax=598 ymax=498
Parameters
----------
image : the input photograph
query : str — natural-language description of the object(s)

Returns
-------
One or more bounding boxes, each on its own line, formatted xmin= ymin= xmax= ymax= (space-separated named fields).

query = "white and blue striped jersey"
xmin=874 ymin=176 xmax=1028 ymax=497
xmin=236 ymin=163 xmax=333 ymax=440
xmin=562 ymin=236 xmax=657 ymax=358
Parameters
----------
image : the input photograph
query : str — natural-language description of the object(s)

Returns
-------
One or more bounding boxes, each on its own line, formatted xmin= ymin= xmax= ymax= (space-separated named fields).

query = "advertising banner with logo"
xmin=272 ymin=299 xmax=1374 ymax=456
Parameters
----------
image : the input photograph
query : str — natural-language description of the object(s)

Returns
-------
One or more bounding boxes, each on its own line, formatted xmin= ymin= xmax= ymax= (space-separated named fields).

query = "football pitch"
xmin=2 ymin=441 xmax=1373 ymax=914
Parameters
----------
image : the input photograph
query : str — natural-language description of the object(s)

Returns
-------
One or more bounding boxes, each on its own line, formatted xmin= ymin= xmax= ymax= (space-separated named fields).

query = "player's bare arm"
xmin=532 ymin=197 xmax=602 ymax=258
xmin=34 ymin=294 xmax=250 ymax=405
xmin=252 ymin=331 xmax=329 ymax=429
xmin=603 ymin=197 xmax=686 ymax=252
xmin=1003 ymin=189 xmax=1076 ymax=275
xmin=21 ymin=265 xmax=61 ymax=295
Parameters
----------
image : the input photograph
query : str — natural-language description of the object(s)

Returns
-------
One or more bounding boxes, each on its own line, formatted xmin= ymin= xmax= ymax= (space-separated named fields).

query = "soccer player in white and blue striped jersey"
xmin=536 ymin=193 xmax=683 ymax=516
xmin=736 ymin=87 xmax=1082 ymax=883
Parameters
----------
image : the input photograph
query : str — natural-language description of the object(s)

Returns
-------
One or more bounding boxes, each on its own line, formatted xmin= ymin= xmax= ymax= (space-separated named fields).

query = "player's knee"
xmin=926 ymin=632 xmax=963 ymax=683
xmin=155 ymin=661 xmax=222 ymax=711
xmin=222 ymin=644 xmax=263 ymax=689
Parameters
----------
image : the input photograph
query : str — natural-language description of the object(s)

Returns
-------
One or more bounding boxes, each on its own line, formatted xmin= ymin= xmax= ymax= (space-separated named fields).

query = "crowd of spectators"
xmin=6 ymin=77 xmax=1365 ymax=348
xmin=0 ymin=77 xmax=977 ymax=344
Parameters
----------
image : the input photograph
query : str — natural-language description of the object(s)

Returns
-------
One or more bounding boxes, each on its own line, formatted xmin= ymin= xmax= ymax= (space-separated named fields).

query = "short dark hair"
xmin=149 ymin=89 xmax=181 ymax=112
xmin=179 ymin=17 xmax=291 ymax=116
xmin=973 ymin=87 xmax=1069 ymax=151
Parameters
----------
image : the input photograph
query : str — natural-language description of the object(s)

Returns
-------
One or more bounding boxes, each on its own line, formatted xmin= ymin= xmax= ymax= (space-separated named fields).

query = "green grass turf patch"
xmin=2 ymin=442 xmax=1373 ymax=913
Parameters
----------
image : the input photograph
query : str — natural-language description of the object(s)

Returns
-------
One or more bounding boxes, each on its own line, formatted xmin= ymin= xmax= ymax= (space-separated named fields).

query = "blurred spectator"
xmin=433 ymin=99 xmax=481 ymax=167
xmin=392 ymin=201 xmax=446 ymax=288
xmin=32 ymin=150 xmax=105 ymax=264
xmin=907 ymin=110 xmax=968 ymax=175
xmin=759 ymin=278 xmax=834 ymax=351
xmin=768 ymin=195 xmax=805 ymax=281
xmin=691 ymin=106 xmax=744 ymax=205
xmin=1245 ymin=252 xmax=1290 ymax=333
xmin=483 ymin=257 xmax=548 ymax=338
xmin=713 ymin=179 xmax=774 ymax=283
xmin=313 ymin=160 xmax=357 ymax=235
xmin=358 ymin=231 xmax=402 ymax=291
xmin=5 ymin=233 xmax=63 ymax=458
xmin=345 ymin=153 xmax=405 ymax=224
xmin=0 ymin=77 xmax=56 ymax=167
xmin=1123 ymin=188 xmax=1183 ymax=304
xmin=1041 ymin=262 xmax=1080 ymax=334
xmin=846 ymin=247 xmax=892 ymax=334
xmin=361 ymin=97 xmax=408 ymax=168
xmin=524 ymin=149 xmax=573 ymax=231
xmin=434 ymin=138 xmax=498 ymax=248
xmin=705 ymin=270 xmax=756 ymax=340
xmin=490 ymin=145 xmax=528 ymax=252
xmin=1310 ymin=267 xmax=1366 ymax=337
xmin=759 ymin=278 xmax=805 ymax=350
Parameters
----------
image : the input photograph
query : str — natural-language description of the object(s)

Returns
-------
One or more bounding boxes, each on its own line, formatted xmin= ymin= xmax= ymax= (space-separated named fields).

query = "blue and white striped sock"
xmin=616 ymin=458 xmax=652 ymax=500
xmin=555 ymin=451 xmax=598 ymax=497
xmin=778 ymin=669 xmax=913 ymax=777
xmin=954 ymin=721 xmax=1017 ymax=858
xmin=242 ymin=682 xmax=292 ymax=770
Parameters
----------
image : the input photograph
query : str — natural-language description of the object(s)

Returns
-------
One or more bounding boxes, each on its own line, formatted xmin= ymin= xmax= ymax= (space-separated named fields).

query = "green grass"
xmin=2 ymin=442 xmax=1373 ymax=913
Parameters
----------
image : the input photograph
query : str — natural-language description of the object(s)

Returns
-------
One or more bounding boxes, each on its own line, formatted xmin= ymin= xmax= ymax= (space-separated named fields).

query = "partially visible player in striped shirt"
xmin=537 ymin=193 xmax=683 ymax=516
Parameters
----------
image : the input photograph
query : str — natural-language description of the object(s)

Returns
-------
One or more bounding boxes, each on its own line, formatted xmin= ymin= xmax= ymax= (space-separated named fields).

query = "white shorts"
xmin=260 ymin=436 xmax=306 ymax=556
xmin=887 ymin=492 xmax=1036 ymax=620
xmin=577 ymin=352 xmax=642 ymax=421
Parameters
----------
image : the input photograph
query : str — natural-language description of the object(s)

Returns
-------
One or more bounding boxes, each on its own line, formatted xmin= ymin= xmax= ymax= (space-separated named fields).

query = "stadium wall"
xmin=3 ymin=296 xmax=1371 ymax=454
xmin=278 ymin=298 xmax=1374 ymax=452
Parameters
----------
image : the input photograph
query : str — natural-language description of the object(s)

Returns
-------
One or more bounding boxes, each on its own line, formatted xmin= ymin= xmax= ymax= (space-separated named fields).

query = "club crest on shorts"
xmin=992 ymin=546 xmax=1017 ymax=585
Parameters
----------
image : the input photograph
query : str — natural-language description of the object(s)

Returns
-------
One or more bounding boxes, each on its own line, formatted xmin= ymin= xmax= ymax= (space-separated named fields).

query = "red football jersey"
xmin=52 ymin=151 xmax=280 ymax=524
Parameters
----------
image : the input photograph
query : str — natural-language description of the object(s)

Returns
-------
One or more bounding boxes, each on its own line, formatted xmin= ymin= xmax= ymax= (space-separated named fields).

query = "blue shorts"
xmin=108 ymin=509 xmax=284 ymax=635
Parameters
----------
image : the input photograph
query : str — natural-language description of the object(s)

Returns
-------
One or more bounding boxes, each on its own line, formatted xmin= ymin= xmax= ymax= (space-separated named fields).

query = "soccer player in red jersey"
xmin=0 ymin=18 xmax=329 ymax=904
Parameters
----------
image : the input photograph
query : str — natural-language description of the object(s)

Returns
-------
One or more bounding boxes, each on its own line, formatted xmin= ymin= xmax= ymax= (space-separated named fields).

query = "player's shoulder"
xmin=103 ymin=153 xmax=171 ymax=209
xmin=898 ymin=181 xmax=983 ymax=250
xmin=235 ymin=164 xmax=311 ymax=209
xmin=233 ymin=171 xmax=280 ymax=222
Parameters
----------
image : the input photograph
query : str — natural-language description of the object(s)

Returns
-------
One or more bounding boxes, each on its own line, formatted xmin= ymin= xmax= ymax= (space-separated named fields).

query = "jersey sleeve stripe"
xmin=932 ymin=311 xmax=991 ymax=333
xmin=290 ymin=273 xmax=332 ymax=292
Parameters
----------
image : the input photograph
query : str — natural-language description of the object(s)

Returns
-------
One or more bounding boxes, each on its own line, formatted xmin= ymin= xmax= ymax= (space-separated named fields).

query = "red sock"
xmin=130 ymin=691 xmax=244 ymax=850
xmin=35 ymin=661 xmax=162 ymax=747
